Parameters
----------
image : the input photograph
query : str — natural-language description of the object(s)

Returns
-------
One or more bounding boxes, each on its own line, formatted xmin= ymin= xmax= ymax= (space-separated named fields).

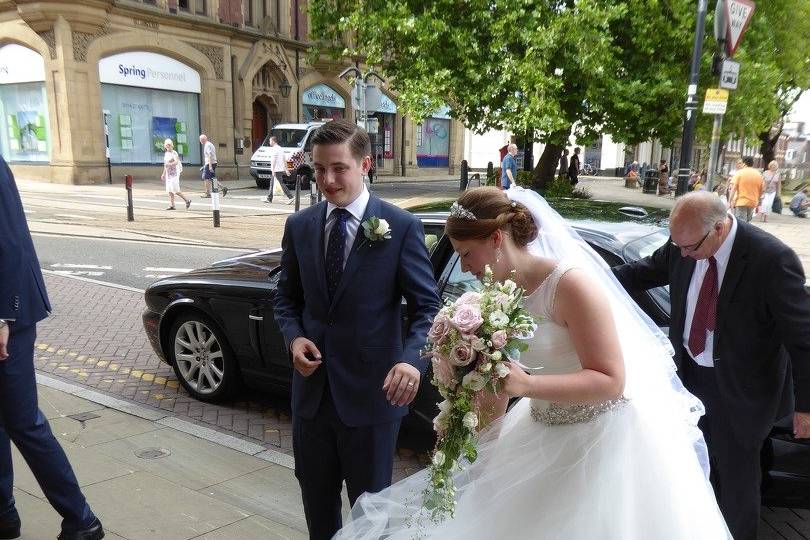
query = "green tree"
xmin=309 ymin=0 xmax=810 ymax=185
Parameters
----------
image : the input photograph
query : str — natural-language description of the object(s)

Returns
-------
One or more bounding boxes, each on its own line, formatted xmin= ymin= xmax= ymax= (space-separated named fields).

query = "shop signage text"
xmin=0 ymin=44 xmax=46 ymax=85
xmin=99 ymin=51 xmax=201 ymax=93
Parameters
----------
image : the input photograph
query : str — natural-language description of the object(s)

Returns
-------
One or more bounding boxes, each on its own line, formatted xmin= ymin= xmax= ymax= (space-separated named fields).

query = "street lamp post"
xmin=338 ymin=67 xmax=386 ymax=132
xmin=676 ymin=0 xmax=709 ymax=196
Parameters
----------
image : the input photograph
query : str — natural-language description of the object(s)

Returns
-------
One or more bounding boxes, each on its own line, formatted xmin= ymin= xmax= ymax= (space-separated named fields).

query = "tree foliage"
xmin=309 ymin=0 xmax=810 ymax=179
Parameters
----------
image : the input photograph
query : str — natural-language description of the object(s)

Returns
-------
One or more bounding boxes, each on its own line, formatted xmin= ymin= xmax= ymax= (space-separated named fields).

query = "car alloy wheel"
xmin=169 ymin=313 xmax=238 ymax=400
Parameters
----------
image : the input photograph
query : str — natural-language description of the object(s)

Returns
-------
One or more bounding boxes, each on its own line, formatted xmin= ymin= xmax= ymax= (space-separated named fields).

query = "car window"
xmin=270 ymin=128 xmax=308 ymax=148
xmin=440 ymin=254 xmax=479 ymax=301
xmin=422 ymin=224 xmax=445 ymax=254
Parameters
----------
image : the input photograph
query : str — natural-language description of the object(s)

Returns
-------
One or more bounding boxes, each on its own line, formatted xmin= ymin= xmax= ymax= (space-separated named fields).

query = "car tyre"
xmin=255 ymin=177 xmax=270 ymax=189
xmin=168 ymin=312 xmax=241 ymax=402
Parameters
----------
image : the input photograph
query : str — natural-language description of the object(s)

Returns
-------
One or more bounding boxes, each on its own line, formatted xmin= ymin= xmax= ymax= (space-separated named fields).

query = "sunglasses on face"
xmin=671 ymin=228 xmax=711 ymax=252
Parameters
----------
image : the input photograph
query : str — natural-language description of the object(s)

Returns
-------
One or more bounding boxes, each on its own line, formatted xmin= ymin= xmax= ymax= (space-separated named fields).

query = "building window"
xmin=142 ymin=0 xmax=157 ymax=5
xmin=195 ymin=0 xmax=206 ymax=15
xmin=179 ymin=0 xmax=190 ymax=10
xmin=244 ymin=0 xmax=253 ymax=25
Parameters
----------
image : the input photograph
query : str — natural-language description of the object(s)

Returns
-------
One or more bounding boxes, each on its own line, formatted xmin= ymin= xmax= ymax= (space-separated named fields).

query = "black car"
xmin=142 ymin=198 xmax=810 ymax=508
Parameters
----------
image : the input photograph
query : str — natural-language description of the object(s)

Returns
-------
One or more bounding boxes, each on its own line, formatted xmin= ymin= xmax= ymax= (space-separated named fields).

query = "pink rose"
xmin=428 ymin=313 xmax=452 ymax=344
xmin=432 ymin=354 xmax=457 ymax=387
xmin=491 ymin=330 xmax=508 ymax=349
xmin=451 ymin=303 xmax=483 ymax=334
xmin=456 ymin=291 xmax=482 ymax=306
xmin=449 ymin=340 xmax=477 ymax=367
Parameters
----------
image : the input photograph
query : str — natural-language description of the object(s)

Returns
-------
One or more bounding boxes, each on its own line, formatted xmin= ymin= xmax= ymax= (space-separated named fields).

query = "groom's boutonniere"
xmin=359 ymin=216 xmax=392 ymax=248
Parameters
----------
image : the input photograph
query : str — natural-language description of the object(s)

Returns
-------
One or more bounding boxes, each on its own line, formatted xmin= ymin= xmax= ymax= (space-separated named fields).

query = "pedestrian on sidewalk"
xmin=727 ymin=156 xmax=763 ymax=223
xmin=760 ymin=160 xmax=782 ymax=221
xmin=789 ymin=188 xmax=810 ymax=218
xmin=500 ymin=143 xmax=518 ymax=189
xmin=568 ymin=147 xmax=581 ymax=186
xmin=0 ymin=155 xmax=105 ymax=540
xmin=161 ymin=139 xmax=191 ymax=211
xmin=199 ymin=134 xmax=227 ymax=198
xmin=657 ymin=159 xmax=670 ymax=195
xmin=558 ymin=149 xmax=569 ymax=181
xmin=265 ymin=136 xmax=294 ymax=205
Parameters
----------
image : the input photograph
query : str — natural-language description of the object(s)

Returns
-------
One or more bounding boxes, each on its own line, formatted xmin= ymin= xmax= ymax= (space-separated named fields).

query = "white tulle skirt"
xmin=335 ymin=398 xmax=731 ymax=539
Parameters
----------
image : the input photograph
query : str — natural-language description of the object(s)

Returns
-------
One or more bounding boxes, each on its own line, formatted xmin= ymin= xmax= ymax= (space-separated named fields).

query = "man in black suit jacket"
xmin=613 ymin=192 xmax=810 ymax=540
xmin=0 ymin=156 xmax=104 ymax=540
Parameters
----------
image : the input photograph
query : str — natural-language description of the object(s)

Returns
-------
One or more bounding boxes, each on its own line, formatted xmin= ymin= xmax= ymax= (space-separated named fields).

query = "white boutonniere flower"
xmin=360 ymin=216 xmax=392 ymax=247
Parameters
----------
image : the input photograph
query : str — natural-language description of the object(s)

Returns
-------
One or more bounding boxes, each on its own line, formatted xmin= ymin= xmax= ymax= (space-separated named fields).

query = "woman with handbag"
xmin=760 ymin=160 xmax=781 ymax=222
xmin=161 ymin=139 xmax=191 ymax=210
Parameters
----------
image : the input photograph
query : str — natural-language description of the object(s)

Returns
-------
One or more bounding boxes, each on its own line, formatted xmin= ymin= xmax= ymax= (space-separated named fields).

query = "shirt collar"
xmin=326 ymin=186 xmax=369 ymax=222
xmin=713 ymin=213 xmax=737 ymax=266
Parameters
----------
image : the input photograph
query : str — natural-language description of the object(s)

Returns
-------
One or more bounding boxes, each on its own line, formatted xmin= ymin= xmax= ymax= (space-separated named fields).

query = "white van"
xmin=249 ymin=121 xmax=325 ymax=190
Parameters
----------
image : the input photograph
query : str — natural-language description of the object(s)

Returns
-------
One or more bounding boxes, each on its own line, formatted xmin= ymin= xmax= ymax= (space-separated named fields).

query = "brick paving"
xmin=35 ymin=273 xmax=429 ymax=481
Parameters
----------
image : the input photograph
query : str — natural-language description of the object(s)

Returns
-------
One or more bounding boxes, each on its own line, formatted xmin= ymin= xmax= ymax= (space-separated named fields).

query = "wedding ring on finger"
xmin=407 ymin=381 xmax=415 ymax=388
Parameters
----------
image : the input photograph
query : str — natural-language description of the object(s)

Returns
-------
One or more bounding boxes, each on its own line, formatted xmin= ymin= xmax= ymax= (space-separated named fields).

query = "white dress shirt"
xmin=682 ymin=214 xmax=738 ymax=367
xmin=324 ymin=187 xmax=370 ymax=268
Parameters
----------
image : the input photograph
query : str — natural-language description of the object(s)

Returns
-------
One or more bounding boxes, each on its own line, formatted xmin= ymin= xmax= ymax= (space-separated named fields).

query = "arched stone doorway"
xmin=251 ymin=95 xmax=279 ymax=151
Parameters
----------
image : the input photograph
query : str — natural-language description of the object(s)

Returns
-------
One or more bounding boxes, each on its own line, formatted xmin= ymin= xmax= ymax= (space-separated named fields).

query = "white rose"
xmin=374 ymin=219 xmax=390 ymax=236
xmin=491 ymin=350 xmax=503 ymax=361
xmin=437 ymin=399 xmax=452 ymax=413
xmin=495 ymin=362 xmax=511 ymax=378
xmin=501 ymin=280 xmax=517 ymax=294
xmin=479 ymin=362 xmax=492 ymax=373
xmin=472 ymin=337 xmax=488 ymax=351
xmin=462 ymin=371 xmax=488 ymax=391
xmin=432 ymin=450 xmax=446 ymax=467
xmin=489 ymin=310 xmax=509 ymax=328
xmin=462 ymin=411 xmax=479 ymax=430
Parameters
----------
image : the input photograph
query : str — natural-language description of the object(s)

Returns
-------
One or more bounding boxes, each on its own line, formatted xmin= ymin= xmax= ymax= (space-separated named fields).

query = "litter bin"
xmin=642 ymin=170 xmax=658 ymax=194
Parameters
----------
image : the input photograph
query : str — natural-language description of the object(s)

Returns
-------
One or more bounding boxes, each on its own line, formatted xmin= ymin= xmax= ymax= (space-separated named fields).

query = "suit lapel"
xmin=671 ymin=255 xmax=696 ymax=342
xmin=329 ymin=195 xmax=381 ymax=311
xmin=310 ymin=202 xmax=329 ymax=304
xmin=717 ymin=221 xmax=748 ymax=317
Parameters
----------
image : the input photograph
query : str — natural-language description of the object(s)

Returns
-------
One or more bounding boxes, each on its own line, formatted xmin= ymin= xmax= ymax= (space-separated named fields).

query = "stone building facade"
xmin=0 ymin=0 xmax=463 ymax=184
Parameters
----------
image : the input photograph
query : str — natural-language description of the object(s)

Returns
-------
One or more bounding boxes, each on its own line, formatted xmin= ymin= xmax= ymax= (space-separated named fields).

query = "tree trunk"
xmin=758 ymin=130 xmax=777 ymax=169
xmin=531 ymin=128 xmax=571 ymax=191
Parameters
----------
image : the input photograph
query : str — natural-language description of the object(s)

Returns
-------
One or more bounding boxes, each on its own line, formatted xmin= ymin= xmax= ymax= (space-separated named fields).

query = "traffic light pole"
xmin=676 ymin=0 xmax=709 ymax=197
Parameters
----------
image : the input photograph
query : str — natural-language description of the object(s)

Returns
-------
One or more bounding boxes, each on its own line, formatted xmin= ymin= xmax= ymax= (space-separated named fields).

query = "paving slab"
xmin=49 ymin=407 xmax=162 ymax=447
xmin=190 ymin=515 xmax=306 ymax=539
xmin=36 ymin=384 xmax=106 ymax=420
xmin=197 ymin=463 xmax=310 ymax=533
xmin=11 ymin=439 xmax=135 ymax=501
xmin=81 ymin=471 xmax=250 ymax=540
xmin=92 ymin=427 xmax=272 ymax=491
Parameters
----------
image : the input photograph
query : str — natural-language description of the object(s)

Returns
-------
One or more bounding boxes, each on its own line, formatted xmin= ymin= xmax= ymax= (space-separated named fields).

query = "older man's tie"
xmin=688 ymin=256 xmax=718 ymax=357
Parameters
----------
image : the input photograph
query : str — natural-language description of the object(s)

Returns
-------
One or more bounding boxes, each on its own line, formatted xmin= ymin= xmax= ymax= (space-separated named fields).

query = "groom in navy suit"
xmin=0 ymin=156 xmax=104 ymax=539
xmin=274 ymin=120 xmax=440 ymax=540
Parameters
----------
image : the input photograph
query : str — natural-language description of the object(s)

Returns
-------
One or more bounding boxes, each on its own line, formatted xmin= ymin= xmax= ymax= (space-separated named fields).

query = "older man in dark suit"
xmin=613 ymin=192 xmax=810 ymax=540
xmin=0 ymin=156 xmax=104 ymax=540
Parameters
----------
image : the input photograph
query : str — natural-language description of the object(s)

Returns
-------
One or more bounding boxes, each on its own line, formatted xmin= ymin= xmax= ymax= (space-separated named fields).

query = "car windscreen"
xmin=269 ymin=128 xmax=307 ymax=148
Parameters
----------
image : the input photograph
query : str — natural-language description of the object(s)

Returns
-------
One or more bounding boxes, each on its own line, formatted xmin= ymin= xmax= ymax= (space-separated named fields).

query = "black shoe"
xmin=0 ymin=516 xmax=21 ymax=539
xmin=57 ymin=518 xmax=104 ymax=540
xmin=166 ymin=206 xmax=176 ymax=211
xmin=185 ymin=199 xmax=191 ymax=209
xmin=221 ymin=186 xmax=228 ymax=197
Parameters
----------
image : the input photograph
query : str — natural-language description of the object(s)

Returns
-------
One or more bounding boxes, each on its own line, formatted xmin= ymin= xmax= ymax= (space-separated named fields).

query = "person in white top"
xmin=760 ymin=160 xmax=781 ymax=222
xmin=199 ymin=134 xmax=227 ymax=198
xmin=161 ymin=139 xmax=190 ymax=210
xmin=265 ymin=136 xmax=294 ymax=204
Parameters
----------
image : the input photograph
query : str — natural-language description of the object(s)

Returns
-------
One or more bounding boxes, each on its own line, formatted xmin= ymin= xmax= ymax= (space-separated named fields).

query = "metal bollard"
xmin=309 ymin=180 xmax=318 ymax=206
xmin=460 ymin=160 xmax=469 ymax=191
xmin=211 ymin=178 xmax=221 ymax=227
xmin=124 ymin=175 xmax=134 ymax=222
xmin=487 ymin=161 xmax=494 ymax=186
xmin=294 ymin=175 xmax=302 ymax=212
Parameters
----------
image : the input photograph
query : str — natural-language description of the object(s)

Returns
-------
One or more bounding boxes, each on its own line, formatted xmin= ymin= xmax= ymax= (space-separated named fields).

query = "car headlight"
xmin=250 ymin=161 xmax=258 ymax=167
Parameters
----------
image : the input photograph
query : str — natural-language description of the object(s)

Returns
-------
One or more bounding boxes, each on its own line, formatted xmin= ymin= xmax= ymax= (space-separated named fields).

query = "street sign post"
xmin=703 ymin=88 xmax=729 ymax=115
xmin=724 ymin=0 xmax=756 ymax=57
xmin=720 ymin=60 xmax=740 ymax=90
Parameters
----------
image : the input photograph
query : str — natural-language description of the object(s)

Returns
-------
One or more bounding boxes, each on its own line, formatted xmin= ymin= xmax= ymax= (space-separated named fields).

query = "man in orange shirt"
xmin=728 ymin=157 xmax=763 ymax=222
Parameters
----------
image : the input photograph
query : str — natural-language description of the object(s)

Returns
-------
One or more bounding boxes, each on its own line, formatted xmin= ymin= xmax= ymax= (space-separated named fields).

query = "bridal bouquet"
xmin=423 ymin=266 xmax=537 ymax=520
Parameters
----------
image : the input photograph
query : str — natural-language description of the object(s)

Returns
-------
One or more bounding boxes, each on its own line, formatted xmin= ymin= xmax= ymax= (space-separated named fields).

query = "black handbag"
xmin=772 ymin=194 xmax=783 ymax=214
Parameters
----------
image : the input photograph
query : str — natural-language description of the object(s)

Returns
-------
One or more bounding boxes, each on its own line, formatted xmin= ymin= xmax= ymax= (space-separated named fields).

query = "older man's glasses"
xmin=671 ymin=229 xmax=711 ymax=252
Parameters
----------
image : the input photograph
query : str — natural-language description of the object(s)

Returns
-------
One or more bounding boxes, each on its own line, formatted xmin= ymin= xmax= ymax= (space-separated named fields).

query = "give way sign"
xmin=724 ymin=0 xmax=756 ymax=57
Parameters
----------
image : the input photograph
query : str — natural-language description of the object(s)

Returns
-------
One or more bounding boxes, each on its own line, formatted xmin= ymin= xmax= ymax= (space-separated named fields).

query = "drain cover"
xmin=135 ymin=447 xmax=171 ymax=459
xmin=67 ymin=412 xmax=101 ymax=422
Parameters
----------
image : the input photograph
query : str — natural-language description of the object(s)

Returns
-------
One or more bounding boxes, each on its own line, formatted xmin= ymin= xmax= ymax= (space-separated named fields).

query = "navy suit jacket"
xmin=273 ymin=194 xmax=441 ymax=427
xmin=0 ymin=156 xmax=51 ymax=329
xmin=614 ymin=220 xmax=810 ymax=441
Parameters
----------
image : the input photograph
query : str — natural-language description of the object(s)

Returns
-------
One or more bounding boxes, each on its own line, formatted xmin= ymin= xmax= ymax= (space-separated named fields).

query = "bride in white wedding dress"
xmin=334 ymin=186 xmax=731 ymax=539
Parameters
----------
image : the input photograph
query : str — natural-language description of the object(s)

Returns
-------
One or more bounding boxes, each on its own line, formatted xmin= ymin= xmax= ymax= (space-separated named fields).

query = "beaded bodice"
xmin=520 ymin=261 xmax=628 ymax=424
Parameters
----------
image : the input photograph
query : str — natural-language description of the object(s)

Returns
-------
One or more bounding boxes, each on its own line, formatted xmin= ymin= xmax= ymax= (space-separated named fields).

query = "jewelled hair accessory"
xmin=449 ymin=201 xmax=477 ymax=220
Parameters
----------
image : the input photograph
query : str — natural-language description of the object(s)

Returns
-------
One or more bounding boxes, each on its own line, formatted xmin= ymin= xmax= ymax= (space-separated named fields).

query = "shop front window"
xmin=101 ymin=84 xmax=201 ymax=164
xmin=0 ymin=82 xmax=50 ymax=162
xmin=416 ymin=117 xmax=450 ymax=168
